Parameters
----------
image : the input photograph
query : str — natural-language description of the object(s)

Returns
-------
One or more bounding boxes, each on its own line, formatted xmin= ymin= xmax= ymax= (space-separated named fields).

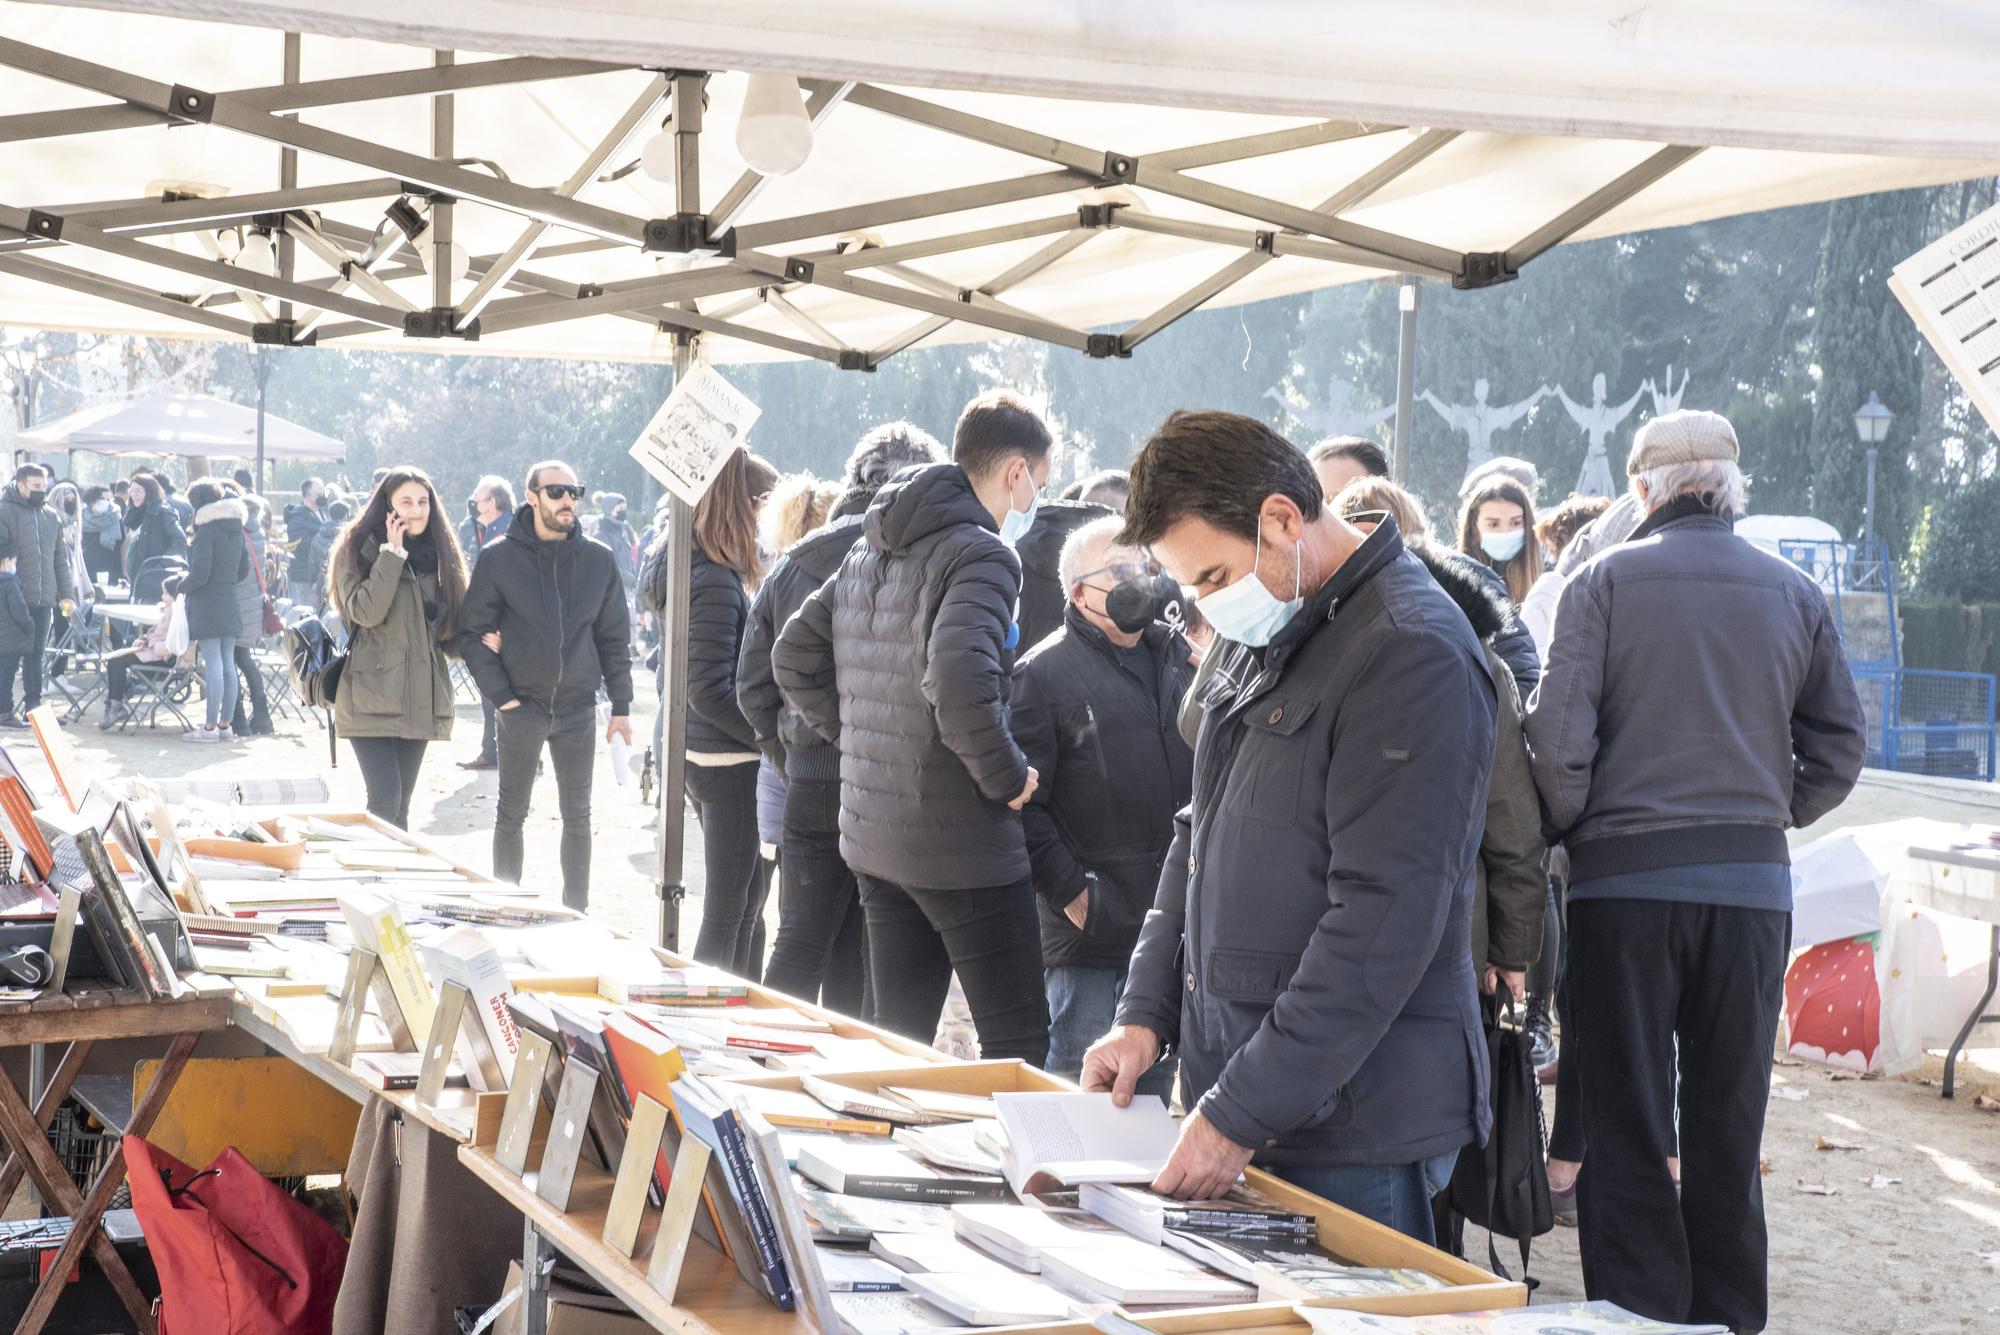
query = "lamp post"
xmin=1853 ymin=391 xmax=1893 ymax=548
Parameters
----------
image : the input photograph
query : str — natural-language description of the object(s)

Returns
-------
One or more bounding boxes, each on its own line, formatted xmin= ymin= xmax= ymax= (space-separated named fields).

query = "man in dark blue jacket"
xmin=1085 ymin=410 xmax=1494 ymax=1245
xmin=456 ymin=475 xmax=514 ymax=770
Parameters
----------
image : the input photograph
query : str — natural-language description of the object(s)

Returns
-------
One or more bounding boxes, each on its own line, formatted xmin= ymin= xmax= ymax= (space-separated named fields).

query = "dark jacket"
xmin=772 ymin=463 xmax=1030 ymax=890
xmin=1455 ymin=551 xmax=1540 ymax=697
xmin=684 ymin=542 xmax=758 ymax=756
xmin=165 ymin=494 xmax=193 ymax=527
xmin=181 ymin=499 xmax=251 ymax=641
xmin=285 ymin=501 xmax=326 ymax=587
xmin=233 ymin=522 xmax=268 ymax=641
xmin=1014 ymin=500 xmax=1113 ymax=656
xmin=83 ymin=502 xmax=124 ymax=560
xmin=457 ymin=503 xmax=634 ymax=717
xmin=1525 ymin=496 xmax=1867 ymax=883
xmin=1116 ymin=518 xmax=1495 ymax=1168
xmin=457 ymin=510 xmax=512 ymax=572
xmin=738 ymin=513 xmax=864 ymax=781
xmin=1012 ymin=606 xmax=1196 ymax=967
xmin=1416 ymin=547 xmax=1546 ymax=974
xmin=593 ymin=506 xmax=640 ymax=595
xmin=332 ymin=534 xmax=456 ymax=742
xmin=124 ymin=501 xmax=187 ymax=601
xmin=0 ymin=487 xmax=75 ymax=609
xmin=0 ymin=573 xmax=33 ymax=657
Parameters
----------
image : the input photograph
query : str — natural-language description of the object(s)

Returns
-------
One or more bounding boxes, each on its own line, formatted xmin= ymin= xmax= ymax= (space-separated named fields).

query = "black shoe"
xmin=1525 ymin=1007 xmax=1557 ymax=1071
xmin=0 ymin=715 xmax=28 ymax=731
xmin=249 ymin=717 xmax=277 ymax=736
xmin=459 ymin=755 xmax=498 ymax=771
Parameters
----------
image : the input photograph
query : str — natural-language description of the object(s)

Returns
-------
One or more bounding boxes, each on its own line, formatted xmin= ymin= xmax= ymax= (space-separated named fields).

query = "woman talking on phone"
xmin=326 ymin=466 xmax=469 ymax=829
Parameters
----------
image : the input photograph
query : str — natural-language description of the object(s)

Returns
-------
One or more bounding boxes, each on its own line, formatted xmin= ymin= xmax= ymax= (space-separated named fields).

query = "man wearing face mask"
xmin=0 ymin=464 xmax=76 ymax=723
xmin=1082 ymin=410 xmax=1495 ymax=1244
xmin=773 ymin=389 xmax=1054 ymax=1065
xmin=1012 ymin=517 xmax=1193 ymax=1090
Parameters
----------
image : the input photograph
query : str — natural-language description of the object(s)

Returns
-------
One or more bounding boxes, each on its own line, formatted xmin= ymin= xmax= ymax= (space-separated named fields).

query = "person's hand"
xmin=1007 ymin=767 xmax=1039 ymax=810
xmin=57 ymin=599 xmax=73 ymax=616
xmin=481 ymin=631 xmax=501 ymax=654
xmin=1151 ymin=1109 xmax=1255 ymax=1201
xmin=499 ymin=700 xmax=521 ymax=711
xmin=385 ymin=514 xmax=407 ymax=556
xmin=606 ymin=715 xmax=634 ymax=746
xmin=1063 ymin=886 xmax=1089 ymax=930
xmin=1080 ymin=1024 xmax=1161 ymax=1107
xmin=1483 ymin=966 xmax=1527 ymax=999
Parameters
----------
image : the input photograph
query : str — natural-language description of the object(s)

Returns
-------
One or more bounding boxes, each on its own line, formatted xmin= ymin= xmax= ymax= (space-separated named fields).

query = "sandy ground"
xmin=28 ymin=677 xmax=2000 ymax=1332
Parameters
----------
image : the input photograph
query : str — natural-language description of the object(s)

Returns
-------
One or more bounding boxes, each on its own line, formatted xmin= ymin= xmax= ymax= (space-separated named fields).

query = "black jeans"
xmin=494 ymin=703 xmax=596 ymax=910
xmin=229 ymin=644 xmax=270 ymax=732
xmin=1569 ymin=897 xmax=1788 ymax=1334
xmin=686 ymin=760 xmax=768 ymax=976
xmin=19 ymin=607 xmax=50 ymax=711
xmin=0 ymin=653 xmax=23 ymax=715
xmin=855 ymin=873 xmax=1049 ymax=1066
xmin=348 ymin=736 xmax=429 ymax=830
xmin=763 ymin=777 xmax=869 ymax=1018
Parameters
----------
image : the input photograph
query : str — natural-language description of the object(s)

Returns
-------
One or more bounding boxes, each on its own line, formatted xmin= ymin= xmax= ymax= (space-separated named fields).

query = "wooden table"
xmin=0 ymin=987 xmax=231 ymax=1335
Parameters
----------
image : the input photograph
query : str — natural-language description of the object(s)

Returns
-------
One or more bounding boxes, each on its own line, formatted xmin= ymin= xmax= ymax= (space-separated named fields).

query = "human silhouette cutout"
xmin=1421 ymin=378 xmax=1548 ymax=479
xmin=1265 ymin=376 xmax=1397 ymax=439
xmin=1557 ymin=372 xmax=1650 ymax=497
xmin=1648 ymin=364 xmax=1690 ymax=416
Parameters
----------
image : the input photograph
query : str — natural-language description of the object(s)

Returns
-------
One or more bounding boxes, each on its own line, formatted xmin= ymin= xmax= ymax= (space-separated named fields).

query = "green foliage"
xmin=1905 ymin=473 xmax=2000 ymax=601
xmin=1898 ymin=598 xmax=2000 ymax=675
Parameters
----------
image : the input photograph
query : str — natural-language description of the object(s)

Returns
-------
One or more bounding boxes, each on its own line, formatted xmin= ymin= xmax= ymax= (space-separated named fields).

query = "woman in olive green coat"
xmin=326 ymin=467 xmax=469 ymax=829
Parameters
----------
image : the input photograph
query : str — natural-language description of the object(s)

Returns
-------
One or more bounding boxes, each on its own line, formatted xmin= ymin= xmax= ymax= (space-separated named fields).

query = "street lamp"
xmin=1853 ymin=391 xmax=1893 ymax=548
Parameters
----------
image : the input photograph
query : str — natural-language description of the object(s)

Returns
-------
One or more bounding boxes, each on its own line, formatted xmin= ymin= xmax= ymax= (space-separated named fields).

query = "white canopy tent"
xmin=17 ymin=391 xmax=344 ymax=460
xmin=2 ymin=0 xmax=1995 ymax=948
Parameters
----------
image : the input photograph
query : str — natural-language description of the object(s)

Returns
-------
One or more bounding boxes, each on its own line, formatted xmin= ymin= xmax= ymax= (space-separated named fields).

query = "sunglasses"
xmin=536 ymin=484 xmax=584 ymax=501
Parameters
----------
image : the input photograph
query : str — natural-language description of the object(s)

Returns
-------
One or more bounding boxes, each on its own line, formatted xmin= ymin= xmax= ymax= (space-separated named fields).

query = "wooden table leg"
xmin=0 ymin=1029 xmax=199 ymax=1335
xmin=0 ymin=1041 xmax=90 ymax=1213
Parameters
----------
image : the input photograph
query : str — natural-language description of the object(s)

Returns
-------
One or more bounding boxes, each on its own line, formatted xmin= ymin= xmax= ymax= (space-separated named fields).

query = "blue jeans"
xmin=1045 ymin=965 xmax=1175 ymax=1098
xmin=198 ymin=636 xmax=237 ymax=726
xmin=1275 ymin=1150 xmax=1460 ymax=1246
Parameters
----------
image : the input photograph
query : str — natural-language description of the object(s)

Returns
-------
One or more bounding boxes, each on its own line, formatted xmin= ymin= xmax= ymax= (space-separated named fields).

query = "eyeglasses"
xmin=1075 ymin=559 xmax=1163 ymax=586
xmin=536 ymin=484 xmax=584 ymax=501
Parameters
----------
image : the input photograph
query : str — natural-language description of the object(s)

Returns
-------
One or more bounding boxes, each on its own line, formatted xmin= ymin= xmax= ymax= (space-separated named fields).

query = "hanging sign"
xmin=627 ymin=363 xmax=761 ymax=507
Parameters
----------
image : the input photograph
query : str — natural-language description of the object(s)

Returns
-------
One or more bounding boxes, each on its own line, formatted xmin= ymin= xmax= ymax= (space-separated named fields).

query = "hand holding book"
xmin=1151 ymin=1108 xmax=1255 ymax=1202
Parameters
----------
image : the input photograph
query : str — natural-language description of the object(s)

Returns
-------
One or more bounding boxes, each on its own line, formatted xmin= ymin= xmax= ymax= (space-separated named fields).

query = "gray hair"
xmin=1058 ymin=516 xmax=1127 ymax=587
xmin=1632 ymin=459 xmax=1748 ymax=516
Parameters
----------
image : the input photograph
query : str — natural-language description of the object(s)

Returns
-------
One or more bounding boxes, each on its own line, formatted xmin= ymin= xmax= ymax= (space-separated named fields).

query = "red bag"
xmin=123 ymin=1137 xmax=347 ymax=1335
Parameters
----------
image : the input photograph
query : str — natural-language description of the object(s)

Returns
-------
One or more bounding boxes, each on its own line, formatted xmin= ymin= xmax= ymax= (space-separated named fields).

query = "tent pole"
xmin=1393 ymin=275 xmax=1418 ymax=486
xmin=254 ymin=347 xmax=270 ymax=492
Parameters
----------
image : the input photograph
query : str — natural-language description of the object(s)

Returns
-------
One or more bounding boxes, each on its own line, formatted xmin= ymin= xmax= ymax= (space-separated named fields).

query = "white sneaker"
xmin=182 ymin=726 xmax=218 ymax=742
xmin=215 ymin=724 xmax=236 ymax=740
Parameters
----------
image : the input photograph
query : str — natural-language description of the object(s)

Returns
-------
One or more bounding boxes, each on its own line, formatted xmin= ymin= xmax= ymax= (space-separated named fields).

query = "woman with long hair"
xmin=1458 ymin=476 xmax=1542 ymax=606
xmin=122 ymin=474 xmax=187 ymax=602
xmin=179 ymin=479 xmax=251 ymax=741
xmin=679 ymin=449 xmax=780 ymax=973
xmin=326 ymin=466 xmax=468 ymax=829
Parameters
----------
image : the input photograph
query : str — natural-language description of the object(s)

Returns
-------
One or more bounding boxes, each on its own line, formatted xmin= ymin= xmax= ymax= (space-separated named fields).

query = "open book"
xmin=990 ymin=1091 xmax=1179 ymax=1195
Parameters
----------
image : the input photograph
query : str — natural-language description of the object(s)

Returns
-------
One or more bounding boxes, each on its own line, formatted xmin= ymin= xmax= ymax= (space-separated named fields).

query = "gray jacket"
xmin=0 ymin=488 xmax=75 ymax=609
xmin=1118 ymin=519 xmax=1494 ymax=1168
xmin=1525 ymin=496 xmax=1867 ymax=882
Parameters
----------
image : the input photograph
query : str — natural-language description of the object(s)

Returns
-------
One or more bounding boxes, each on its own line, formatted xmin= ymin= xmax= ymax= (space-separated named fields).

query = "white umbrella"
xmin=17 ymin=392 xmax=344 ymax=462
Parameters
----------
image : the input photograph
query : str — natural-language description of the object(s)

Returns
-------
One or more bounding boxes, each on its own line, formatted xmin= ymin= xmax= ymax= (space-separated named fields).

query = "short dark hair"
xmin=840 ymin=422 xmax=945 ymax=516
xmin=159 ymin=476 xmax=178 ymax=494
xmin=952 ymin=391 xmax=1052 ymax=481
xmin=11 ymin=464 xmax=47 ymax=485
xmin=327 ymin=499 xmax=353 ymax=523
xmin=231 ymin=467 xmax=254 ymax=490
xmin=1120 ymin=410 xmax=1321 ymax=547
xmin=82 ymin=485 xmax=106 ymax=506
xmin=186 ymin=479 xmax=224 ymax=510
xmin=524 ymin=459 xmax=576 ymax=494
xmin=1075 ymin=469 xmax=1131 ymax=513
xmin=1307 ymin=436 xmax=1390 ymax=477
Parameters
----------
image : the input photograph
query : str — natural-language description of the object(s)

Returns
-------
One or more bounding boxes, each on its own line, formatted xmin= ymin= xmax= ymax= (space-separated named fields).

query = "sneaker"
xmin=0 ymin=715 xmax=26 ymax=731
xmin=182 ymin=727 xmax=216 ymax=742
xmin=215 ymin=724 xmax=236 ymax=740
xmin=1525 ymin=1008 xmax=1557 ymax=1071
xmin=458 ymin=755 xmax=499 ymax=771
xmin=98 ymin=705 xmax=130 ymax=732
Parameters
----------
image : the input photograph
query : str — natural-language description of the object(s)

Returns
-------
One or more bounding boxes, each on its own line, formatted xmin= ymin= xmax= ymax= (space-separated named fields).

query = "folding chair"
xmin=450 ymin=658 xmax=481 ymax=705
xmin=46 ymin=607 xmax=110 ymax=724
xmin=115 ymin=655 xmax=200 ymax=734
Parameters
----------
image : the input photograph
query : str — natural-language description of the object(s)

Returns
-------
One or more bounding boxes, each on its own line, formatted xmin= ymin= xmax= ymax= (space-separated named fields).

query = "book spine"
xmin=74 ymin=832 xmax=167 ymax=998
xmin=76 ymin=883 xmax=144 ymax=996
xmin=368 ymin=906 xmax=436 ymax=1042
xmin=840 ymin=1175 xmax=1011 ymax=1205
xmin=714 ymin=1108 xmax=793 ymax=1310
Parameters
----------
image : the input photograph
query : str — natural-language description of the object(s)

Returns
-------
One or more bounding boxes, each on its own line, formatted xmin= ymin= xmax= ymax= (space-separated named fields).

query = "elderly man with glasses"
xmin=1010 ymin=516 xmax=1195 ymax=1090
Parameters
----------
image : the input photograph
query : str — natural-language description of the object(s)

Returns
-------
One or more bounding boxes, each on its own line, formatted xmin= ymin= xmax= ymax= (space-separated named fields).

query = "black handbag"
xmin=1445 ymin=982 xmax=1554 ymax=1285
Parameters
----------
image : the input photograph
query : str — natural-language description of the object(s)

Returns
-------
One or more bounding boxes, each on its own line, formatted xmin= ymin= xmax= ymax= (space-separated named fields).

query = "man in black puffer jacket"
xmin=742 ymin=422 xmax=945 ymax=1016
xmin=458 ymin=461 xmax=634 ymax=910
xmin=774 ymin=392 xmax=1053 ymax=1064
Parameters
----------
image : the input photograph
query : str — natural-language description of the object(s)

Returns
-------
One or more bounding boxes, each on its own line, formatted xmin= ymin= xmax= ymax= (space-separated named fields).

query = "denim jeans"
xmin=1045 ymin=965 xmax=1175 ymax=1097
xmin=855 ymin=873 xmax=1049 ymax=1066
xmin=686 ymin=760 xmax=768 ymax=976
xmin=198 ymin=635 xmax=238 ymax=726
xmin=477 ymin=696 xmax=497 ymax=761
xmin=349 ymin=736 xmax=429 ymax=830
xmin=229 ymin=643 xmax=269 ymax=732
xmin=1276 ymin=1151 xmax=1461 ymax=1246
xmin=494 ymin=703 xmax=597 ymax=910
xmin=763 ymin=777 xmax=869 ymax=1017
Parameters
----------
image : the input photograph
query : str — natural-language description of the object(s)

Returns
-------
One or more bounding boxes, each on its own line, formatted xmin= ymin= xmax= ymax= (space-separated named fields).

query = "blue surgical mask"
xmin=1480 ymin=530 xmax=1526 ymax=563
xmin=998 ymin=469 xmax=1040 ymax=548
xmin=1196 ymin=522 xmax=1303 ymax=648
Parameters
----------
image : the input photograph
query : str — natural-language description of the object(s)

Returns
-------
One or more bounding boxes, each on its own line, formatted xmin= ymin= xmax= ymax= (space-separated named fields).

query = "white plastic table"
xmin=1897 ymin=843 xmax=2000 ymax=1097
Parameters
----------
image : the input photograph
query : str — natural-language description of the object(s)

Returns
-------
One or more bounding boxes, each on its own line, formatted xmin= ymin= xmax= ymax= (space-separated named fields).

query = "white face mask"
xmin=998 ymin=467 xmax=1040 ymax=548
xmin=1195 ymin=520 xmax=1303 ymax=648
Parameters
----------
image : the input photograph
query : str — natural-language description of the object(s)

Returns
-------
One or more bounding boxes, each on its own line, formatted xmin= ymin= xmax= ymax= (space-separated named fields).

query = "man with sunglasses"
xmin=1011 ymin=517 xmax=1194 ymax=1090
xmin=459 ymin=460 xmax=634 ymax=910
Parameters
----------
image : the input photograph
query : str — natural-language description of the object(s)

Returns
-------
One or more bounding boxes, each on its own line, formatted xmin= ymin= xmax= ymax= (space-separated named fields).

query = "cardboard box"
xmin=495 ymin=1261 xmax=650 ymax=1335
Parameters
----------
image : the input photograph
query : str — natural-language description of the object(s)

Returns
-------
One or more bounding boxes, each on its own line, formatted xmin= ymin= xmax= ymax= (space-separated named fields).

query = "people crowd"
xmin=9 ymin=387 xmax=1869 ymax=1335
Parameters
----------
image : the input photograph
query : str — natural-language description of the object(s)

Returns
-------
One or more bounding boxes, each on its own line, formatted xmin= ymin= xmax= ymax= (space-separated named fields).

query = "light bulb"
xmin=235 ymin=229 xmax=275 ymax=277
xmin=640 ymin=130 xmax=678 ymax=184
xmin=736 ymin=74 xmax=812 ymax=175
xmin=411 ymin=226 xmax=471 ymax=283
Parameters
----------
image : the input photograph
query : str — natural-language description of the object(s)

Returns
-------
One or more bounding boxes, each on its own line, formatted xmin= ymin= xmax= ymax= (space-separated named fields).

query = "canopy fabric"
xmin=0 ymin=2 xmax=1993 ymax=366
xmin=18 ymin=391 xmax=346 ymax=460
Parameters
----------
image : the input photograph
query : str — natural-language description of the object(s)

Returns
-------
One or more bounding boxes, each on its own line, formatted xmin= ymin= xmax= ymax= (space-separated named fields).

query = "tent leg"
xmin=656 ymin=331 xmax=695 ymax=952
xmin=1392 ymin=274 xmax=1418 ymax=486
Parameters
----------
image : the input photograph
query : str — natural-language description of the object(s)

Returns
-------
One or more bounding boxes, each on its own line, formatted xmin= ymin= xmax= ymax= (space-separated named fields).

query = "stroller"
xmin=129 ymin=554 xmax=187 ymax=607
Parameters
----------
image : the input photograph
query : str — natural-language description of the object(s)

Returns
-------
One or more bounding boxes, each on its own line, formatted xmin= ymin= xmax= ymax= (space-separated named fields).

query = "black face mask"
xmin=22 ymin=491 xmax=45 ymax=509
xmin=1104 ymin=572 xmax=1184 ymax=634
xmin=466 ymin=498 xmax=479 ymax=520
xmin=612 ymin=508 xmax=627 ymax=524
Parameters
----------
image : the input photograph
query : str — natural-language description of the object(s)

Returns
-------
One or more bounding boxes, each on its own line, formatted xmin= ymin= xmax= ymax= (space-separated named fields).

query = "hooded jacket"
xmin=457 ymin=503 xmax=634 ymax=717
xmin=284 ymin=500 xmax=326 ymax=587
xmin=180 ymin=499 xmax=251 ymax=641
xmin=592 ymin=498 xmax=640 ymax=593
xmin=1012 ymin=605 xmax=1197 ymax=968
xmin=1414 ymin=545 xmax=1546 ymax=974
xmin=737 ymin=512 xmax=865 ymax=780
xmin=124 ymin=500 xmax=187 ymax=601
xmin=0 ymin=486 xmax=75 ymax=609
xmin=332 ymin=533 xmax=456 ymax=742
xmin=771 ymin=463 xmax=1030 ymax=890
xmin=1013 ymin=500 xmax=1112 ymax=656
xmin=1116 ymin=518 xmax=1494 ymax=1167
